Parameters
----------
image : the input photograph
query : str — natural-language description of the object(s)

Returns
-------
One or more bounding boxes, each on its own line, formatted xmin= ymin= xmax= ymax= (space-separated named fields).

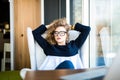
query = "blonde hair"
xmin=46 ymin=18 xmax=70 ymax=45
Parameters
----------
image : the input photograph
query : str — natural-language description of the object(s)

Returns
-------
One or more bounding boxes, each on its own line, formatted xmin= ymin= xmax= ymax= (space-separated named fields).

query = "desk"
xmin=24 ymin=69 xmax=87 ymax=80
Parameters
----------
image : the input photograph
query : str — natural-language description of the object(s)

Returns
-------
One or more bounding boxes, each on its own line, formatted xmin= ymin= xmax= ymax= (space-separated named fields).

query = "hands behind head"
xmin=46 ymin=18 xmax=74 ymax=30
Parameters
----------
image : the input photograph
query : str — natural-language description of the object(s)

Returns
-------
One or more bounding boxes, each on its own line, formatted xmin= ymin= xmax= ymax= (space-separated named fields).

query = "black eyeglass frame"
xmin=53 ymin=31 xmax=67 ymax=36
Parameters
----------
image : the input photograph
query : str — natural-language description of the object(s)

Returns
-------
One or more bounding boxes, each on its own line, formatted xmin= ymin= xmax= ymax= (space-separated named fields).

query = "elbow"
xmin=87 ymin=26 xmax=91 ymax=32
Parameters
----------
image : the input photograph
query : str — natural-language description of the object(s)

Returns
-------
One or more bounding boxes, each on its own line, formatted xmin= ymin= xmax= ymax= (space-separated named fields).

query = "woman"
xmin=32 ymin=18 xmax=91 ymax=70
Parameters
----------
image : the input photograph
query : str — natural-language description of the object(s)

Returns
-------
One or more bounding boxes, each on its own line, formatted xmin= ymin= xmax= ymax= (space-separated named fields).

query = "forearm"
xmin=32 ymin=24 xmax=47 ymax=35
xmin=73 ymin=23 xmax=91 ymax=48
xmin=74 ymin=23 xmax=91 ymax=32
xmin=32 ymin=24 xmax=49 ymax=49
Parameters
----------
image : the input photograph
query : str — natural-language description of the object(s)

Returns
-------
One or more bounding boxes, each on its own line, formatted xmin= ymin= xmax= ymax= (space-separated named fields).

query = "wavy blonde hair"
xmin=46 ymin=18 xmax=70 ymax=45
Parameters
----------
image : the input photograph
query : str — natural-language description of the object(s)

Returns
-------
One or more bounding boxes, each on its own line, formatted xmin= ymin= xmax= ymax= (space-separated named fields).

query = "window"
xmin=70 ymin=0 xmax=120 ymax=68
xmin=43 ymin=0 xmax=66 ymax=24
xmin=90 ymin=0 xmax=120 ymax=68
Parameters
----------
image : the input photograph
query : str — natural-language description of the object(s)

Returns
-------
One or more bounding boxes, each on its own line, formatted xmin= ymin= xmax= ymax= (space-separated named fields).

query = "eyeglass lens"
xmin=54 ymin=31 xmax=66 ymax=36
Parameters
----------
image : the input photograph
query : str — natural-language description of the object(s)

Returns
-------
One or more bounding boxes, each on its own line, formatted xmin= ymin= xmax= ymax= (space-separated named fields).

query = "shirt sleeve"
xmin=73 ymin=23 xmax=91 ymax=48
xmin=32 ymin=24 xmax=50 ymax=49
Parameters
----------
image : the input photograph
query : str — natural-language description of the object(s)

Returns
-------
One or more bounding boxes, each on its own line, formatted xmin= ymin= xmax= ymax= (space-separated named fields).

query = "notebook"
xmin=60 ymin=53 xmax=120 ymax=80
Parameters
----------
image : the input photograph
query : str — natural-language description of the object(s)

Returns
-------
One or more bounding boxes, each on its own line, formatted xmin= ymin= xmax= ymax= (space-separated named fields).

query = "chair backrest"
xmin=27 ymin=27 xmax=46 ymax=70
xmin=27 ymin=27 xmax=81 ymax=70
xmin=99 ymin=27 xmax=115 ymax=67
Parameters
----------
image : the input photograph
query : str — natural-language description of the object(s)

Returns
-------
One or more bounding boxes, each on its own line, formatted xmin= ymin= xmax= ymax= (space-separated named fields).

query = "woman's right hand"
xmin=46 ymin=22 xmax=55 ymax=29
xmin=70 ymin=25 xmax=75 ymax=30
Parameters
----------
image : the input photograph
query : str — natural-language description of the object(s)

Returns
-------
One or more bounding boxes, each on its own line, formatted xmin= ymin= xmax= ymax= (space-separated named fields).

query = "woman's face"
xmin=53 ymin=26 xmax=67 ymax=45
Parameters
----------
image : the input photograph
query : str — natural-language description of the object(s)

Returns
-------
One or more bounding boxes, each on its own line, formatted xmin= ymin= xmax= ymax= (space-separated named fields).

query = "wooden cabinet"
xmin=14 ymin=0 xmax=41 ymax=70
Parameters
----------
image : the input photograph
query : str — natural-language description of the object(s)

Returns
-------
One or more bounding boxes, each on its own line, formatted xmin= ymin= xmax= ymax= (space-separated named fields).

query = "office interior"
xmin=0 ymin=0 xmax=120 ymax=80
xmin=0 ymin=0 xmax=10 ymax=71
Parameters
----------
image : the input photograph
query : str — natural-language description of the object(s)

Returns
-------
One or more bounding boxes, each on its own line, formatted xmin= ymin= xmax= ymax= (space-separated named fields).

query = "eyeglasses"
xmin=53 ymin=31 xmax=67 ymax=36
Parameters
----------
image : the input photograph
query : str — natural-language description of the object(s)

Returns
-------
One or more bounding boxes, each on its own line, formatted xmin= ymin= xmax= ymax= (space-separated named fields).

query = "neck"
xmin=57 ymin=42 xmax=66 ymax=46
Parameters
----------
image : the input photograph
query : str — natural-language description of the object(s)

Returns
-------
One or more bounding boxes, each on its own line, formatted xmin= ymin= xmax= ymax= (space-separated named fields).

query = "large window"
xmin=90 ymin=0 xmax=120 ymax=67
xmin=44 ymin=0 xmax=66 ymax=24
xmin=70 ymin=0 xmax=120 ymax=68
xmin=70 ymin=0 xmax=82 ymax=24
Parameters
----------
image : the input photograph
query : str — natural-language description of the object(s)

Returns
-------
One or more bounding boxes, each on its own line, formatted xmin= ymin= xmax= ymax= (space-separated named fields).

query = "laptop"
xmin=60 ymin=67 xmax=107 ymax=80
xmin=60 ymin=52 xmax=120 ymax=80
